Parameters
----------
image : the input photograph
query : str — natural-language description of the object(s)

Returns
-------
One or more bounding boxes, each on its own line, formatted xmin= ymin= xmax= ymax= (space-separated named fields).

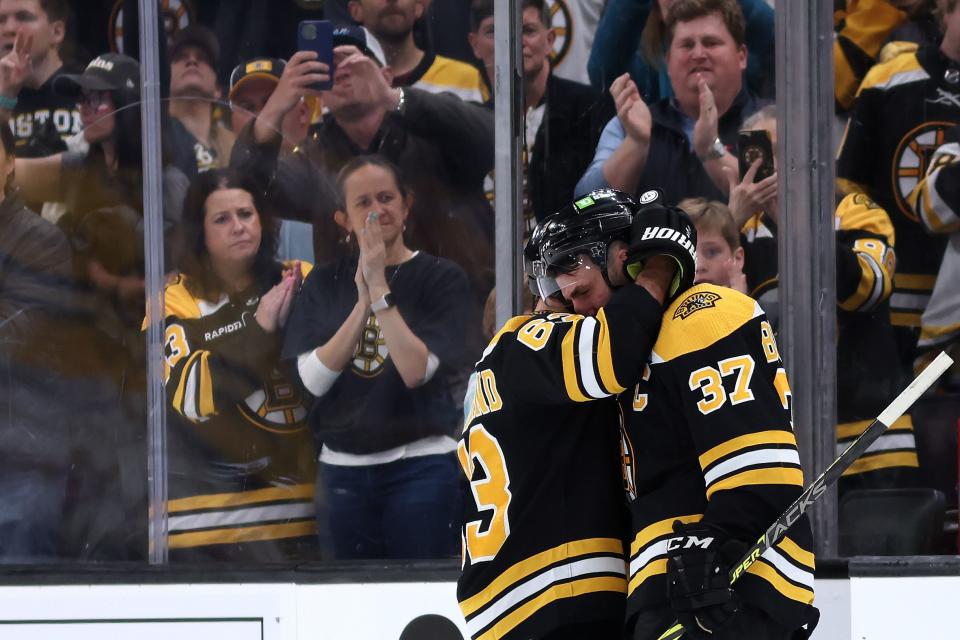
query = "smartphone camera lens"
xmin=302 ymin=24 xmax=317 ymax=40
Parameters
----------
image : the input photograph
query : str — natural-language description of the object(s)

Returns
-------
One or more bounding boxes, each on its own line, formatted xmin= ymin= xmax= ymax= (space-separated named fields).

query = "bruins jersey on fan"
xmin=621 ymin=285 xmax=816 ymax=630
xmin=159 ymin=266 xmax=318 ymax=559
xmin=833 ymin=0 xmax=907 ymax=111
xmin=457 ymin=284 xmax=663 ymax=640
xmin=909 ymin=124 xmax=960 ymax=350
xmin=742 ymin=195 xmax=917 ymax=493
xmin=837 ymin=46 xmax=960 ymax=350
xmin=396 ymin=51 xmax=485 ymax=103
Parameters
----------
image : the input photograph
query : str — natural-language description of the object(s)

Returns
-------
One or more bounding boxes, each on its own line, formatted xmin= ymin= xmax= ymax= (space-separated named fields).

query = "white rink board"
xmin=851 ymin=576 xmax=960 ymax=639
xmin=0 ymin=576 xmax=949 ymax=640
xmin=1 ymin=621 xmax=260 ymax=640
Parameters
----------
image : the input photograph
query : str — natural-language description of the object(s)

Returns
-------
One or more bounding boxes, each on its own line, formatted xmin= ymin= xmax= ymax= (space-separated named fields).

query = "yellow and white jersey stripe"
xmin=698 ymin=430 xmax=804 ymax=500
xmin=626 ymin=515 xmax=814 ymax=607
xmin=835 ymin=193 xmax=896 ymax=313
xmin=622 ymin=284 xmax=816 ymax=628
xmin=460 ymin=538 xmax=626 ymax=640
xmin=910 ymin=140 xmax=960 ymax=234
xmin=838 ymin=415 xmax=918 ymax=476
xmin=168 ymin=484 xmax=317 ymax=549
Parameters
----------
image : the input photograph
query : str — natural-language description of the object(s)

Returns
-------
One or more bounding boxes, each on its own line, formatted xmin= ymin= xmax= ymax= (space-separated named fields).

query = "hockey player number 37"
xmin=457 ymin=424 xmax=513 ymax=563
xmin=688 ymin=321 xmax=783 ymax=416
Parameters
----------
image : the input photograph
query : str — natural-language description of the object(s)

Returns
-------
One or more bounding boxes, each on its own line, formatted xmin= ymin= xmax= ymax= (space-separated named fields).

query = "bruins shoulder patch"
xmin=674 ymin=291 xmax=722 ymax=320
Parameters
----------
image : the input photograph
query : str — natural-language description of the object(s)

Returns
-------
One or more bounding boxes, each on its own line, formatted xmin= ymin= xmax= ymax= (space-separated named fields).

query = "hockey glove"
xmin=623 ymin=191 xmax=697 ymax=305
xmin=665 ymin=520 xmax=744 ymax=639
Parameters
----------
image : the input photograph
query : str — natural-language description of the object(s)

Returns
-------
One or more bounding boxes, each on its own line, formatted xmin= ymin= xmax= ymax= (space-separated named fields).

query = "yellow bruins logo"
xmin=891 ymin=121 xmax=954 ymax=221
xmin=851 ymin=193 xmax=880 ymax=210
xmin=352 ymin=314 xmax=389 ymax=377
xmin=239 ymin=368 xmax=309 ymax=434
xmin=547 ymin=0 xmax=574 ymax=67
xmin=110 ymin=0 xmax=194 ymax=53
xmin=674 ymin=291 xmax=722 ymax=320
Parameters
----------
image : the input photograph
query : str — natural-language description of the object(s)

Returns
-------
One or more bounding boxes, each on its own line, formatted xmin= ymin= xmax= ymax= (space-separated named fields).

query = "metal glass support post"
xmin=139 ymin=0 xmax=169 ymax=564
xmin=494 ymin=0 xmax=525 ymax=327
xmin=776 ymin=0 xmax=838 ymax=557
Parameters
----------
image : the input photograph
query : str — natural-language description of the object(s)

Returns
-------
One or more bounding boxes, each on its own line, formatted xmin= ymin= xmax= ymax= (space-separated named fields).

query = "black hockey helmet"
xmin=538 ymin=189 xmax=636 ymax=275
xmin=524 ymin=219 xmax=563 ymax=301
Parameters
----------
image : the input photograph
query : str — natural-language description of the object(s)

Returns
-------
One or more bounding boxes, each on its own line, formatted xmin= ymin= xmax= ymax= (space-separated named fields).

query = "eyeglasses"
xmin=79 ymin=90 xmax=112 ymax=110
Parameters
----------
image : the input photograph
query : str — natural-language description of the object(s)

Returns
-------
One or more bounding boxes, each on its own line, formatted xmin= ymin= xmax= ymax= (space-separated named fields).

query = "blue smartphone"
xmin=297 ymin=20 xmax=334 ymax=91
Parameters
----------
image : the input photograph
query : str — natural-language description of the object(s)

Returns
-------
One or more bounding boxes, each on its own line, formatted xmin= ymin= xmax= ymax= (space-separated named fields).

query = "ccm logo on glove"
xmin=666 ymin=534 xmax=716 ymax=552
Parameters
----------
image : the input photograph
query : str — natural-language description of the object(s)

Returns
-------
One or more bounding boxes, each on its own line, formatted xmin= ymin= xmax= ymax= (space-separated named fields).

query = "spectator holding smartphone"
xmin=231 ymin=26 xmax=494 ymax=304
xmin=742 ymin=107 xmax=918 ymax=497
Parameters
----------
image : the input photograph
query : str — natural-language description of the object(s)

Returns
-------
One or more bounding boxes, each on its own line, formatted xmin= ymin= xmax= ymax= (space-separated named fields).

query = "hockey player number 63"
xmin=457 ymin=424 xmax=512 ymax=563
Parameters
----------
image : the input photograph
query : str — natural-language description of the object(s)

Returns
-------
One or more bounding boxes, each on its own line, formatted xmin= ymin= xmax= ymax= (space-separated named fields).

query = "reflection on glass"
xmin=283 ymin=158 xmax=473 ymax=560
xmin=833 ymin=0 xmax=960 ymax=556
xmin=162 ymin=169 xmax=318 ymax=563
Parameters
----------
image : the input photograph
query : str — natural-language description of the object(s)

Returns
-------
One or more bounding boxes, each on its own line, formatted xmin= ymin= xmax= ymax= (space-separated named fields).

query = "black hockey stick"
xmin=656 ymin=351 xmax=954 ymax=640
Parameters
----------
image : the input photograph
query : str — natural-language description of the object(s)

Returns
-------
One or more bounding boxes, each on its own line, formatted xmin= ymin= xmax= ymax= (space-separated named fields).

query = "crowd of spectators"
xmin=2 ymin=0 xmax=960 ymax=565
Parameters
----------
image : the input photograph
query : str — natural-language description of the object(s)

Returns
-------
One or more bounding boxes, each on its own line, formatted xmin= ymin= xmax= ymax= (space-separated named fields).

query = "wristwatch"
xmin=698 ymin=137 xmax=726 ymax=162
xmin=371 ymin=292 xmax=395 ymax=313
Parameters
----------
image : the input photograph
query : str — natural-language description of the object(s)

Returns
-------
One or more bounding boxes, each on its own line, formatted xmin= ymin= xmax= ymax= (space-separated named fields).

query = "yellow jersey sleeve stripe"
xmin=840 ymin=254 xmax=879 ymax=312
xmin=699 ymin=430 xmax=798 ymax=470
xmin=459 ymin=537 xmax=623 ymax=616
xmin=168 ymin=520 xmax=317 ymax=549
xmin=168 ymin=483 xmax=316 ymax=512
xmin=837 ymin=414 xmax=912 ymax=439
xmin=834 ymin=41 xmax=859 ymax=110
xmin=917 ymin=177 xmax=956 ymax=233
xmin=705 ymin=467 xmax=805 ymax=500
xmin=777 ymin=537 xmax=816 ymax=570
xmin=172 ymin=350 xmax=202 ymax=415
xmin=198 ymin=351 xmax=215 ymax=417
xmin=594 ymin=307 xmax=624 ymax=394
xmin=628 ymin=558 xmax=667 ymax=595
xmin=842 ymin=451 xmax=919 ymax=475
xmin=654 ymin=285 xmax=761 ymax=362
xmin=747 ymin=559 xmax=816 ymax=605
xmin=561 ymin=316 xmax=590 ymax=402
xmin=920 ymin=320 xmax=960 ymax=340
xmin=890 ymin=311 xmax=922 ymax=327
xmin=476 ymin=576 xmax=626 ymax=640
xmin=894 ymin=273 xmax=937 ymax=290
xmin=630 ymin=514 xmax=702 ymax=556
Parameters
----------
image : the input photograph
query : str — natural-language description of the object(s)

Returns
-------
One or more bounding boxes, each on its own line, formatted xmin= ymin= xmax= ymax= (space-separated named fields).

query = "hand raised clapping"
xmin=610 ymin=72 xmax=652 ymax=145
xmin=255 ymin=264 xmax=301 ymax=333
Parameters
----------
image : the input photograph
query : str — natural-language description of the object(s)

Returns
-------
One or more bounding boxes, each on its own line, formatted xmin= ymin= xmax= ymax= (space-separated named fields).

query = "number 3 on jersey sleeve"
xmin=457 ymin=424 xmax=512 ymax=563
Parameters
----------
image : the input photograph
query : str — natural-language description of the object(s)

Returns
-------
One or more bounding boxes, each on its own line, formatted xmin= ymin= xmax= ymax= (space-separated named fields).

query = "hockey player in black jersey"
xmin=622 ymin=239 xmax=818 ymax=634
xmin=457 ymin=189 xmax=697 ymax=640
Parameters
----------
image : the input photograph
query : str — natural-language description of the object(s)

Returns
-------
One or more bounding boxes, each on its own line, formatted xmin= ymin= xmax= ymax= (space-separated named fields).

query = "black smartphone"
xmin=738 ymin=129 xmax=775 ymax=182
xmin=297 ymin=20 xmax=334 ymax=91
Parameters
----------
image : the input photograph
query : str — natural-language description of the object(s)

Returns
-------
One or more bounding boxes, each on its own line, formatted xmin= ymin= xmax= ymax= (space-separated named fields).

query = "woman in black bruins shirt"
xmin=284 ymin=155 xmax=474 ymax=560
